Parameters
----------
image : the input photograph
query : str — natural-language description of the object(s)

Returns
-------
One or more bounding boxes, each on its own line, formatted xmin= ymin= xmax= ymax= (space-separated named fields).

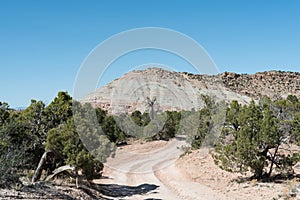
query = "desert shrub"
xmin=214 ymin=97 xmax=300 ymax=180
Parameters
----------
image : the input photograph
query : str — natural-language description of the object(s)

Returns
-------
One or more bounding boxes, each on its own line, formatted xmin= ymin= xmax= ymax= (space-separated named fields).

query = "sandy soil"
xmin=96 ymin=136 xmax=300 ymax=200
xmin=1 ymin=137 xmax=299 ymax=199
xmin=177 ymin=150 xmax=290 ymax=200
xmin=95 ymin=136 xmax=227 ymax=199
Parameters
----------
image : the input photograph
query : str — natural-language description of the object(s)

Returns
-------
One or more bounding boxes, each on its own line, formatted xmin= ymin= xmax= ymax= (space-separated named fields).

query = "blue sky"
xmin=0 ymin=0 xmax=299 ymax=108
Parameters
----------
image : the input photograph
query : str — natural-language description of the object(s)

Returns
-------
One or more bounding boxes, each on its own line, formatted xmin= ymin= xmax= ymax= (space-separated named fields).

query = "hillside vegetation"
xmin=1 ymin=91 xmax=299 ymax=189
xmin=0 ymin=70 xmax=299 ymax=198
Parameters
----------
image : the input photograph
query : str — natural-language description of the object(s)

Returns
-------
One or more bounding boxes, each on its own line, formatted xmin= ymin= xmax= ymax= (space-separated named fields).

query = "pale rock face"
xmin=81 ymin=68 xmax=300 ymax=114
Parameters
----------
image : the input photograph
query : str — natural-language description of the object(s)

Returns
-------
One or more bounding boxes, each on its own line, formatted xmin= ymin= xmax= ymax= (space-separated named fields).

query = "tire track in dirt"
xmin=96 ymin=136 xmax=228 ymax=199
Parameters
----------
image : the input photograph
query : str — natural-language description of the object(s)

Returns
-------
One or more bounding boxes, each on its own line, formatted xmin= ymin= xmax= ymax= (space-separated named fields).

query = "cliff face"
xmin=81 ymin=68 xmax=300 ymax=114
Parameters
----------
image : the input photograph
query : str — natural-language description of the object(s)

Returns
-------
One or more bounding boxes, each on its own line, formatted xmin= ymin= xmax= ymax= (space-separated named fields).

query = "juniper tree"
xmin=214 ymin=98 xmax=300 ymax=180
xmin=46 ymin=118 xmax=104 ymax=181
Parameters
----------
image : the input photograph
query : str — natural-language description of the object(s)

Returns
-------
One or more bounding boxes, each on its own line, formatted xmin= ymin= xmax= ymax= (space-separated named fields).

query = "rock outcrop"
xmin=81 ymin=68 xmax=300 ymax=114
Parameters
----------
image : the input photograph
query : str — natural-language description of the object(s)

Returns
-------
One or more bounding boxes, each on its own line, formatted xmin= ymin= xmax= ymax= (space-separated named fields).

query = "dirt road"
xmin=95 ymin=136 xmax=228 ymax=200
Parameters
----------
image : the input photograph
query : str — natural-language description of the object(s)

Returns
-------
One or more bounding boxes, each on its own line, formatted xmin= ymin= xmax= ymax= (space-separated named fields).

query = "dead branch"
xmin=45 ymin=165 xmax=75 ymax=182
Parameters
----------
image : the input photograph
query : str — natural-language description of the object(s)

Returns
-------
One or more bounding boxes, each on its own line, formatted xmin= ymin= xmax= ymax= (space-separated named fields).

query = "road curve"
xmin=95 ymin=136 xmax=228 ymax=200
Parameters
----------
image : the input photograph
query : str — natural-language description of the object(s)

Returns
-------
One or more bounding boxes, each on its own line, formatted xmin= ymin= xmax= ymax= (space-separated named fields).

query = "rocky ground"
xmin=0 ymin=182 xmax=106 ymax=200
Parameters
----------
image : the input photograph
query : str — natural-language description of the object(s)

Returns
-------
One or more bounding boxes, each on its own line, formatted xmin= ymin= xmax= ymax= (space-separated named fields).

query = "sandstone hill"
xmin=82 ymin=68 xmax=300 ymax=114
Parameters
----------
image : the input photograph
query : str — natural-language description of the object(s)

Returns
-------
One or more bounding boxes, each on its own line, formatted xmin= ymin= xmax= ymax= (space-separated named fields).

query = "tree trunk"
xmin=32 ymin=151 xmax=49 ymax=183
xmin=45 ymin=165 xmax=75 ymax=181
xmin=75 ymin=167 xmax=79 ymax=188
xmin=268 ymin=144 xmax=280 ymax=177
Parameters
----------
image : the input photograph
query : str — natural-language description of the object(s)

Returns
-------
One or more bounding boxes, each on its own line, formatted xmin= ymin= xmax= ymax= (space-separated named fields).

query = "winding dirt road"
xmin=95 ymin=136 xmax=228 ymax=200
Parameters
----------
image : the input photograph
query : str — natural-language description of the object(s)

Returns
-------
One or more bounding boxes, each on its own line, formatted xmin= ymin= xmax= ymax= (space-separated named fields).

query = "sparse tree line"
xmin=0 ymin=92 xmax=299 ymax=188
xmin=0 ymin=91 xmax=180 ymax=188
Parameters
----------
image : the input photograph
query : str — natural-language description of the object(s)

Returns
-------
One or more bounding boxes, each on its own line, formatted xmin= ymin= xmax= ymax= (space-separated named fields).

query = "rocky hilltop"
xmin=219 ymin=70 xmax=299 ymax=99
xmin=82 ymin=68 xmax=300 ymax=114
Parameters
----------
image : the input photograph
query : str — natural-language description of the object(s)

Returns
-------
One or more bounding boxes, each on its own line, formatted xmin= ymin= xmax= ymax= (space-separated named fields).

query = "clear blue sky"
xmin=0 ymin=0 xmax=299 ymax=108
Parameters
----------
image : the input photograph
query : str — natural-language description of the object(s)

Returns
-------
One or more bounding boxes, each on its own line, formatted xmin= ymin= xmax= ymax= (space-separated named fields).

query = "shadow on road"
xmin=91 ymin=183 xmax=159 ymax=198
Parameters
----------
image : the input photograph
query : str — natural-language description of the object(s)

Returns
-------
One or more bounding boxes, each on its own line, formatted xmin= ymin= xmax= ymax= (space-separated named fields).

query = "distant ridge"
xmin=82 ymin=68 xmax=300 ymax=114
